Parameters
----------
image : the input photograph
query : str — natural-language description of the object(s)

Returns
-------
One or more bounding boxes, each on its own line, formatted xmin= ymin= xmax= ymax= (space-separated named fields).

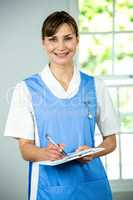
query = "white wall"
xmin=0 ymin=0 xmax=77 ymax=199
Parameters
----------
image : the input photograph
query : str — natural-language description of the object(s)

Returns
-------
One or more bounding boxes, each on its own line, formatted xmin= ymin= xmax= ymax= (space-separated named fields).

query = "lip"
xmin=54 ymin=52 xmax=69 ymax=57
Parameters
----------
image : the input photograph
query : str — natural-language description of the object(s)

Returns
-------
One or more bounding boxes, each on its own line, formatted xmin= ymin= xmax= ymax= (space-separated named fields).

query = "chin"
xmin=53 ymin=59 xmax=72 ymax=66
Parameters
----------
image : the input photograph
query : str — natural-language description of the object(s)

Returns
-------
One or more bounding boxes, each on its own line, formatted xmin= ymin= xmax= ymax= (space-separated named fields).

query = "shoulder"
xmin=79 ymin=71 xmax=107 ymax=93
xmin=11 ymin=80 xmax=32 ymax=108
xmin=13 ymin=81 xmax=31 ymax=98
xmin=24 ymin=73 xmax=40 ymax=83
xmin=79 ymin=71 xmax=95 ymax=87
xmin=80 ymin=70 xmax=94 ymax=80
xmin=94 ymin=77 xmax=109 ymax=97
xmin=24 ymin=73 xmax=45 ymax=91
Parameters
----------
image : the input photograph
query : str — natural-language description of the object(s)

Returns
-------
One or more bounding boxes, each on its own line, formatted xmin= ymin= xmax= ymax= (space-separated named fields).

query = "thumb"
xmin=76 ymin=145 xmax=89 ymax=152
xmin=58 ymin=144 xmax=65 ymax=149
xmin=76 ymin=146 xmax=84 ymax=152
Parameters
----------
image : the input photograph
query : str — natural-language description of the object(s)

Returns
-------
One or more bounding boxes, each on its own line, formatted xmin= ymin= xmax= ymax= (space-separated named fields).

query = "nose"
xmin=57 ymin=40 xmax=65 ymax=51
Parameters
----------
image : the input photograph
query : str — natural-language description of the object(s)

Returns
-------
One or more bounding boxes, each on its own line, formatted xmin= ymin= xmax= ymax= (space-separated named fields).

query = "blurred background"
xmin=0 ymin=0 xmax=133 ymax=199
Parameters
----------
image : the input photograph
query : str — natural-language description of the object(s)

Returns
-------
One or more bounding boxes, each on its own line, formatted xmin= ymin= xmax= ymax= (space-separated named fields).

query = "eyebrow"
xmin=64 ymin=34 xmax=73 ymax=37
xmin=48 ymin=33 xmax=74 ymax=38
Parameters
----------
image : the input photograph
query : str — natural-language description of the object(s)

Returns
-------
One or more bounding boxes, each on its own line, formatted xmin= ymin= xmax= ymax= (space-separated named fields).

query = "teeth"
xmin=55 ymin=53 xmax=68 ymax=56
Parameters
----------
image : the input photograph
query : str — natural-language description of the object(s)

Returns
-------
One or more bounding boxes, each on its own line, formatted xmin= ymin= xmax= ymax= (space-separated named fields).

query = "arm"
xmin=95 ymin=134 xmax=116 ymax=157
xmin=18 ymin=138 xmax=64 ymax=162
xmin=76 ymin=134 xmax=116 ymax=163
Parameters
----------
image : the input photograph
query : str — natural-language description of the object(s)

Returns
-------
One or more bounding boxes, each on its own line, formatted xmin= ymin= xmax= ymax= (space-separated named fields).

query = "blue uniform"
xmin=25 ymin=72 xmax=112 ymax=200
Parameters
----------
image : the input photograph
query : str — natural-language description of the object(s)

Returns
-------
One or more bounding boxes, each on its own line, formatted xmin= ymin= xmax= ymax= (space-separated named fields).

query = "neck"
xmin=49 ymin=62 xmax=74 ymax=91
xmin=49 ymin=63 xmax=74 ymax=81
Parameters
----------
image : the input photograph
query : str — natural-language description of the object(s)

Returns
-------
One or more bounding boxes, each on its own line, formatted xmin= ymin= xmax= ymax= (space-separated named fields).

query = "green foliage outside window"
xmin=79 ymin=0 xmax=113 ymax=32
xmin=79 ymin=0 xmax=133 ymax=76
xmin=79 ymin=0 xmax=133 ymax=133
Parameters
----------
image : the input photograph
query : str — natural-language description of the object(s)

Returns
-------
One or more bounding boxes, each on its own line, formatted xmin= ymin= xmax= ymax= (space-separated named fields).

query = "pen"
xmin=45 ymin=133 xmax=67 ymax=156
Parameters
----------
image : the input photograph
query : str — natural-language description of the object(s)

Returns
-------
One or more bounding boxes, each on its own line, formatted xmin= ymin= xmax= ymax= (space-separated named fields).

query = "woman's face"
xmin=42 ymin=23 xmax=79 ymax=66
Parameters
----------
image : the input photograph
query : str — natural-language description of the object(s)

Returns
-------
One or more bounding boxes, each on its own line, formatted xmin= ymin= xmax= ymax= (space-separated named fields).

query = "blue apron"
xmin=25 ymin=71 xmax=112 ymax=200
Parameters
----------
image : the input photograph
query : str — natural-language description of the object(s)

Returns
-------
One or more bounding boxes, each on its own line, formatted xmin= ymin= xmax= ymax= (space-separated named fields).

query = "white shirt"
xmin=4 ymin=64 xmax=119 ymax=140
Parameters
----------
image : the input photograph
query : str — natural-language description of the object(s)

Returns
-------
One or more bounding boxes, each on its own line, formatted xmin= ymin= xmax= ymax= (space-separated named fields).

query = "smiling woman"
xmin=42 ymin=23 xmax=79 ymax=68
xmin=4 ymin=10 xmax=119 ymax=200
xmin=41 ymin=11 xmax=79 ymax=73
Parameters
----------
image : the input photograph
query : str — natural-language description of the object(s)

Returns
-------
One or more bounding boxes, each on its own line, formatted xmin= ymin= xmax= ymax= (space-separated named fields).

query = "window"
xmin=79 ymin=0 xmax=133 ymax=75
xmin=79 ymin=0 xmax=133 ymax=190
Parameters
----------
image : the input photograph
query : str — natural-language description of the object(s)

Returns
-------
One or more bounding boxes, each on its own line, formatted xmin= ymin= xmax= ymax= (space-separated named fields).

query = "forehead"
xmin=52 ymin=23 xmax=74 ymax=36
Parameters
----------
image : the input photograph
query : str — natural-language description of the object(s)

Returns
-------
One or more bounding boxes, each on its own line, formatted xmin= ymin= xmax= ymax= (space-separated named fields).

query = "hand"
xmin=39 ymin=143 xmax=65 ymax=161
xmin=76 ymin=145 xmax=94 ymax=163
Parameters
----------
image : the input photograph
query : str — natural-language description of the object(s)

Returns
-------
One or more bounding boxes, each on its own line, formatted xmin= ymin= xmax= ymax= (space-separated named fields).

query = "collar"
xmin=40 ymin=64 xmax=80 ymax=99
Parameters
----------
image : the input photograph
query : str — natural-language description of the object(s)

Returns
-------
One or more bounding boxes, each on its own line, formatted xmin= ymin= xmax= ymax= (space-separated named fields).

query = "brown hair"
xmin=41 ymin=11 xmax=79 ymax=40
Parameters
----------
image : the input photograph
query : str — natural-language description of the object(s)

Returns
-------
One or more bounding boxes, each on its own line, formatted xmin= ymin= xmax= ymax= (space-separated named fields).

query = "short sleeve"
xmin=95 ymin=78 xmax=120 ymax=136
xmin=4 ymin=81 xmax=35 ymax=140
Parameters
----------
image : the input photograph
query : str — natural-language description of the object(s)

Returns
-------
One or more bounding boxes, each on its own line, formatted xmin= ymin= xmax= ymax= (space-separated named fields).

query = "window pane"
xmin=79 ymin=0 xmax=113 ymax=32
xmin=119 ymin=86 xmax=133 ymax=132
xmin=115 ymin=0 xmax=133 ymax=31
xmin=79 ymin=34 xmax=112 ymax=75
xmin=119 ymin=87 xmax=133 ymax=113
xmin=115 ymin=34 xmax=133 ymax=75
xmin=121 ymin=134 xmax=133 ymax=179
xmin=120 ymin=115 xmax=133 ymax=132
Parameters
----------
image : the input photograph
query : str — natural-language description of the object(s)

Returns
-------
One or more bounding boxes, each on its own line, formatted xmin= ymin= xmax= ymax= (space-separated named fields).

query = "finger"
xmin=77 ymin=158 xmax=87 ymax=163
xmin=47 ymin=152 xmax=63 ymax=161
xmin=56 ymin=144 xmax=65 ymax=151
xmin=77 ymin=157 xmax=89 ymax=163
xmin=83 ymin=157 xmax=90 ymax=161
xmin=50 ymin=149 xmax=62 ymax=156
xmin=48 ymin=144 xmax=65 ymax=154
xmin=49 ymin=152 xmax=64 ymax=160
xmin=81 ymin=155 xmax=94 ymax=162
xmin=58 ymin=144 xmax=65 ymax=149
xmin=48 ymin=143 xmax=60 ymax=151
xmin=48 ymin=143 xmax=57 ymax=148
xmin=76 ymin=146 xmax=88 ymax=152
xmin=57 ymin=144 xmax=66 ymax=154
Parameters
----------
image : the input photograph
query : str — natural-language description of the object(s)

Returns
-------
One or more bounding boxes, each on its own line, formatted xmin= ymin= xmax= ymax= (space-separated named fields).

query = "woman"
xmin=4 ymin=11 xmax=119 ymax=200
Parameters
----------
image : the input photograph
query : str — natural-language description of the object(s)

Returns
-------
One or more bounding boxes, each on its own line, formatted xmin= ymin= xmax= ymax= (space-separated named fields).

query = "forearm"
xmin=18 ymin=139 xmax=63 ymax=162
xmin=19 ymin=141 xmax=44 ymax=162
xmin=94 ymin=134 xmax=116 ymax=158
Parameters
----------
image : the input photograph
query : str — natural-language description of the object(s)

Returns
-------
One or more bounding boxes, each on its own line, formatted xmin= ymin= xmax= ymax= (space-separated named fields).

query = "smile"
xmin=54 ymin=52 xmax=69 ymax=57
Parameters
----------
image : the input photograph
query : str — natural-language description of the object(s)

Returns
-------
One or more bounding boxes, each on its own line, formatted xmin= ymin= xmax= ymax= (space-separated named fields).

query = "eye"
xmin=64 ymin=37 xmax=73 ymax=41
xmin=48 ymin=37 xmax=57 ymax=42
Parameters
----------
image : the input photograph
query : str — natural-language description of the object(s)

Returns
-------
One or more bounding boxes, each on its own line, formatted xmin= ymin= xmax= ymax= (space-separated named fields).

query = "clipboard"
xmin=37 ymin=147 xmax=104 ymax=166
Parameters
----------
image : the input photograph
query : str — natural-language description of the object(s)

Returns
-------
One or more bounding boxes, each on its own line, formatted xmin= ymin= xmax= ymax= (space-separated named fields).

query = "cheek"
xmin=47 ymin=45 xmax=54 ymax=52
xmin=67 ymin=42 xmax=77 ymax=52
xmin=44 ymin=43 xmax=55 ymax=53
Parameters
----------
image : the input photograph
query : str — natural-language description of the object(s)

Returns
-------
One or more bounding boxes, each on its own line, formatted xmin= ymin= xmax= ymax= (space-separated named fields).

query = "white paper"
xmin=37 ymin=147 xmax=104 ymax=166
